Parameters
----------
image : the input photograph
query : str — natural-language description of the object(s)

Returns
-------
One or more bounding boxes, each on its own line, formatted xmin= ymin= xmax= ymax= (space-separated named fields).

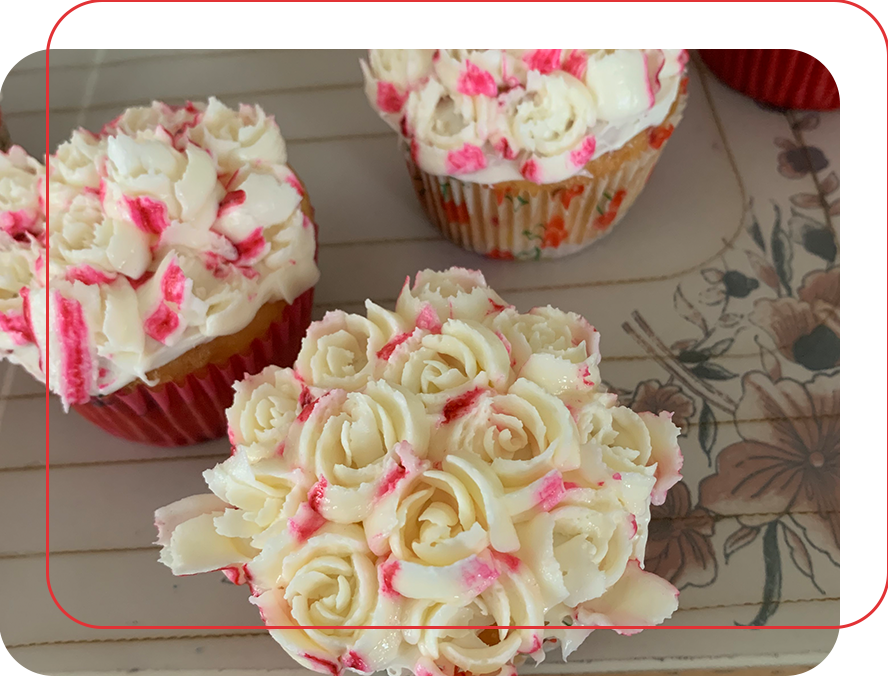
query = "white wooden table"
xmin=0 ymin=50 xmax=840 ymax=675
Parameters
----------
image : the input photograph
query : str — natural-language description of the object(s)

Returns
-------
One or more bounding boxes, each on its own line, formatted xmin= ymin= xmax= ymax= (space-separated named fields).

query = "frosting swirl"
xmin=362 ymin=49 xmax=688 ymax=184
xmin=156 ymin=267 xmax=683 ymax=676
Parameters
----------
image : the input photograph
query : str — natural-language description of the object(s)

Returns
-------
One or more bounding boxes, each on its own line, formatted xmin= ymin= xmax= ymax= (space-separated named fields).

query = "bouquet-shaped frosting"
xmin=0 ymin=98 xmax=319 ymax=409
xmin=156 ymin=268 xmax=683 ymax=676
xmin=362 ymin=50 xmax=688 ymax=184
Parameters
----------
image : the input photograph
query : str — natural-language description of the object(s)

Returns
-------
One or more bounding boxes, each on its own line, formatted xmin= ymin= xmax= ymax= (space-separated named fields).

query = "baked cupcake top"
xmin=0 ymin=146 xmax=45 ymax=379
xmin=0 ymin=98 xmax=319 ymax=409
xmin=362 ymin=49 xmax=688 ymax=184
xmin=156 ymin=267 xmax=683 ymax=676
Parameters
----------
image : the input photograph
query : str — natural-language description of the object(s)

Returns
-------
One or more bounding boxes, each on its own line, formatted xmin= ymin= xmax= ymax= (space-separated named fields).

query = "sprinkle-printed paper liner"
xmin=698 ymin=50 xmax=839 ymax=111
xmin=70 ymin=287 xmax=314 ymax=447
xmin=406 ymin=90 xmax=687 ymax=261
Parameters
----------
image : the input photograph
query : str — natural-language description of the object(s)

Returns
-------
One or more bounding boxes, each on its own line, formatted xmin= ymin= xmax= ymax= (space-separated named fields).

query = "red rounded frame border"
xmin=24 ymin=0 xmax=888 ymax=676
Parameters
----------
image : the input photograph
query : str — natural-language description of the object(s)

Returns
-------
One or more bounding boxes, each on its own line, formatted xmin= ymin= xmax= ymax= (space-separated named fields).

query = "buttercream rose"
xmin=386 ymin=319 xmax=512 ymax=408
xmin=439 ymin=378 xmax=581 ymax=486
xmin=297 ymin=303 xmax=405 ymax=391
xmin=250 ymin=524 xmax=402 ymax=675
xmin=290 ymin=382 xmax=430 ymax=523
xmin=405 ymin=79 xmax=489 ymax=152
xmin=396 ymin=267 xmax=510 ymax=326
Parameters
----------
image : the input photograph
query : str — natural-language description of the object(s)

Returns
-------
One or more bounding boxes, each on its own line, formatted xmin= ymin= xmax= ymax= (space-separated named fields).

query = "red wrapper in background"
xmin=71 ymin=287 xmax=314 ymax=447
xmin=698 ymin=49 xmax=839 ymax=111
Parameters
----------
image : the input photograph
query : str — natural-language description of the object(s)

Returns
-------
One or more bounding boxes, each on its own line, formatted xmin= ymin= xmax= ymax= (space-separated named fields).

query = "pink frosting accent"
xmin=445 ymin=143 xmax=487 ymax=175
xmin=217 ymin=189 xmax=246 ymax=216
xmin=643 ymin=53 xmax=656 ymax=108
xmin=302 ymin=213 xmax=313 ymax=229
xmin=535 ymin=472 xmax=566 ymax=511
xmin=285 ymin=172 xmax=305 ymax=196
xmin=64 ymin=265 xmax=117 ymax=286
xmin=678 ymin=49 xmax=689 ymax=68
xmin=220 ymin=565 xmax=248 ymax=585
xmin=160 ymin=260 xmax=187 ymax=306
xmin=462 ymin=555 xmax=500 ymax=594
xmin=233 ymin=227 xmax=267 ymax=264
xmin=569 ymin=136 xmax=597 ymax=168
xmin=520 ymin=634 xmax=543 ymax=655
xmin=493 ymin=137 xmax=518 ymax=160
xmin=457 ymin=61 xmax=497 ymax=97
xmin=490 ymin=550 xmax=521 ymax=573
xmin=562 ymin=49 xmax=588 ymax=81
xmin=651 ymin=50 xmax=665 ymax=97
xmin=378 ymin=557 xmax=401 ymax=598
xmin=0 ymin=311 xmax=32 ymax=346
xmin=377 ymin=332 xmax=411 ymax=361
xmin=288 ymin=502 xmax=326 ymax=542
xmin=579 ymin=363 xmax=595 ymax=387
xmin=376 ymin=458 xmax=408 ymax=500
xmin=298 ymin=385 xmax=315 ymax=411
xmin=301 ymin=654 xmax=341 ymax=676
xmin=54 ymin=291 xmax=92 ymax=405
xmin=376 ymin=81 xmax=408 ymax=114
xmin=523 ymin=49 xmax=562 ymax=74
xmin=0 ymin=209 xmax=39 ymax=238
xmin=308 ymin=475 xmax=328 ymax=513
xmin=628 ymin=513 xmax=638 ymax=538
xmin=563 ymin=481 xmax=580 ymax=490
xmin=415 ymin=303 xmax=443 ymax=333
xmin=123 ymin=195 xmax=170 ymax=236
xmin=342 ymin=652 xmax=369 ymax=674
xmin=612 ymin=473 xmax=622 ymax=481
xmin=144 ymin=303 xmax=180 ymax=343
xmin=520 ymin=158 xmax=543 ymax=184
xmin=442 ymin=386 xmax=484 ymax=424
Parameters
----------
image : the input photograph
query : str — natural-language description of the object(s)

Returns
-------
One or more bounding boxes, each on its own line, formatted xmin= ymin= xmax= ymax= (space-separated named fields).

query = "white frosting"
xmin=0 ymin=99 xmax=320 ymax=409
xmin=0 ymin=147 xmax=45 ymax=378
xmin=362 ymin=49 xmax=688 ymax=184
xmin=157 ymin=268 xmax=683 ymax=676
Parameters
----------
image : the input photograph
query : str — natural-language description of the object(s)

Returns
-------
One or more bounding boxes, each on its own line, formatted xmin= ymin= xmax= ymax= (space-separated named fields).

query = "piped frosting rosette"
xmin=156 ymin=267 xmax=683 ymax=676
xmin=0 ymin=98 xmax=319 ymax=415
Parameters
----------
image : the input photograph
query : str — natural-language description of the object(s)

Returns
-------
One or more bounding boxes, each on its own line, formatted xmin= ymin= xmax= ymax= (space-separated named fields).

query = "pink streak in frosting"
xmin=378 ymin=557 xmax=401 ymax=598
xmin=308 ymin=475 xmax=328 ymax=513
xmin=415 ymin=304 xmax=443 ymax=333
xmin=54 ymin=291 xmax=92 ymax=405
xmin=0 ymin=210 xmax=39 ymax=239
xmin=217 ymin=189 xmax=246 ymax=216
xmin=569 ymin=136 xmax=597 ymax=168
xmin=376 ymin=458 xmax=408 ymax=500
xmin=579 ymin=363 xmax=595 ymax=387
xmin=491 ymin=550 xmax=521 ymax=574
xmin=288 ymin=502 xmax=326 ymax=542
xmin=144 ymin=303 xmax=180 ymax=343
xmin=535 ymin=472 xmax=566 ymax=511
xmin=563 ymin=481 xmax=580 ymax=490
xmin=628 ymin=513 xmax=638 ymax=538
xmin=651 ymin=50 xmax=665 ymax=97
xmin=297 ymin=385 xmax=315 ymax=411
xmin=442 ymin=387 xmax=484 ymax=424
xmin=220 ymin=565 xmax=249 ymax=585
xmin=234 ymin=227 xmax=267 ymax=264
xmin=493 ymin=137 xmax=518 ymax=160
xmin=457 ymin=61 xmax=497 ymax=97
xmin=160 ymin=260 xmax=187 ymax=307
xmin=377 ymin=332 xmax=411 ymax=361
xmin=613 ymin=473 xmax=622 ymax=481
xmin=643 ymin=52 xmax=656 ymax=108
xmin=64 ymin=265 xmax=118 ymax=286
xmin=519 ymin=634 xmax=543 ymax=655
xmin=445 ymin=144 xmax=487 ymax=175
xmin=342 ymin=652 xmax=369 ymax=674
xmin=285 ymin=172 xmax=305 ymax=196
xmin=562 ymin=49 xmax=588 ymax=81
xmin=301 ymin=654 xmax=341 ymax=676
xmin=462 ymin=555 xmax=500 ymax=595
xmin=376 ymin=81 xmax=408 ymax=114
xmin=123 ymin=195 xmax=170 ymax=236
xmin=523 ymin=49 xmax=562 ymax=74
xmin=520 ymin=158 xmax=543 ymax=184
xmin=0 ymin=311 xmax=32 ymax=345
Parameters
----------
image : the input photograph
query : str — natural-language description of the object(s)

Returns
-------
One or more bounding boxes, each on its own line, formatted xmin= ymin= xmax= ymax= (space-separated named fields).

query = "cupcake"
xmin=698 ymin=50 xmax=839 ymax=111
xmin=156 ymin=267 xmax=684 ymax=675
xmin=1 ymin=98 xmax=320 ymax=447
xmin=0 ymin=96 xmax=10 ymax=152
xmin=362 ymin=50 xmax=689 ymax=259
xmin=0 ymin=146 xmax=45 ymax=380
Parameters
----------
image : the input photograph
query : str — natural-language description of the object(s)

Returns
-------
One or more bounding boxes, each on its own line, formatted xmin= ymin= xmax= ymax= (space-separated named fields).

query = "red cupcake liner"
xmin=71 ymin=287 xmax=314 ymax=447
xmin=698 ymin=49 xmax=839 ymax=111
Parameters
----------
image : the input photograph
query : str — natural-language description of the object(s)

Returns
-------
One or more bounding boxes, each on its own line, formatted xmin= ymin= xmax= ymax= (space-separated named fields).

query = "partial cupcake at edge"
xmin=362 ymin=50 xmax=689 ymax=260
xmin=156 ymin=267 xmax=684 ymax=676
xmin=0 ymin=98 xmax=320 ymax=446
